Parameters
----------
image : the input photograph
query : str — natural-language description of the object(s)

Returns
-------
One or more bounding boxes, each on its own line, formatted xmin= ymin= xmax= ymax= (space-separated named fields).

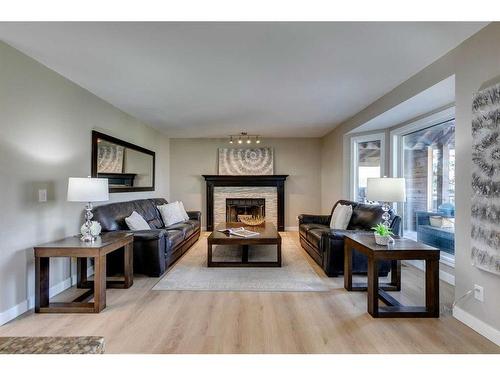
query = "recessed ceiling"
xmin=0 ymin=22 xmax=487 ymax=137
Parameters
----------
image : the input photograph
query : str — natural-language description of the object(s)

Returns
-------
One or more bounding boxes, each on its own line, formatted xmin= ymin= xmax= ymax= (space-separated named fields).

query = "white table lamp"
xmin=68 ymin=177 xmax=109 ymax=242
xmin=366 ymin=177 xmax=406 ymax=227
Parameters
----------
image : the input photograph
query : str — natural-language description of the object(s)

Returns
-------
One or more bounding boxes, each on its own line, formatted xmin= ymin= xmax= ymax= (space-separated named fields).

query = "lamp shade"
xmin=366 ymin=177 xmax=406 ymax=202
xmin=67 ymin=177 xmax=109 ymax=202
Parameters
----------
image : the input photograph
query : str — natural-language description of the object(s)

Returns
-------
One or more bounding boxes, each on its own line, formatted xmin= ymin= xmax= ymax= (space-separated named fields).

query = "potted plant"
xmin=371 ymin=223 xmax=394 ymax=246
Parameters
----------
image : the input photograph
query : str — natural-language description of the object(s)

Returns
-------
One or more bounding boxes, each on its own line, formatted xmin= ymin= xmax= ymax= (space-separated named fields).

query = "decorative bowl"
xmin=81 ymin=220 xmax=102 ymax=236
xmin=238 ymin=216 xmax=265 ymax=226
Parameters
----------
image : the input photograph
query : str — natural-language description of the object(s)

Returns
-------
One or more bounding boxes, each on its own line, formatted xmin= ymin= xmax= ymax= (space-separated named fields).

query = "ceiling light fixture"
xmin=228 ymin=132 xmax=261 ymax=145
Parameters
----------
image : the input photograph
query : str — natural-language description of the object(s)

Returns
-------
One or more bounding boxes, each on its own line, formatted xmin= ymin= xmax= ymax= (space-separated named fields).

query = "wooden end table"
xmin=344 ymin=233 xmax=440 ymax=318
xmin=207 ymin=222 xmax=282 ymax=267
xmin=34 ymin=232 xmax=133 ymax=313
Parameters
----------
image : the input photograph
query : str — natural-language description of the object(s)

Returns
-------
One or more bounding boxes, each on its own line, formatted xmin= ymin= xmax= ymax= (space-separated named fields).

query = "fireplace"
xmin=203 ymin=175 xmax=288 ymax=231
xmin=226 ymin=198 xmax=265 ymax=222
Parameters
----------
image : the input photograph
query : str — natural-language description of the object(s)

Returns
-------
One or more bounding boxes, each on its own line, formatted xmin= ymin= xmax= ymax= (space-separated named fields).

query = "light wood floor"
xmin=1 ymin=232 xmax=498 ymax=354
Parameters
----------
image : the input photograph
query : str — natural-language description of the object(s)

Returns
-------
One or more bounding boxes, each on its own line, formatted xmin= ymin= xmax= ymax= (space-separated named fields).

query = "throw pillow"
xmin=125 ymin=211 xmax=151 ymax=231
xmin=158 ymin=202 xmax=185 ymax=226
xmin=178 ymin=201 xmax=190 ymax=221
xmin=330 ymin=203 xmax=353 ymax=230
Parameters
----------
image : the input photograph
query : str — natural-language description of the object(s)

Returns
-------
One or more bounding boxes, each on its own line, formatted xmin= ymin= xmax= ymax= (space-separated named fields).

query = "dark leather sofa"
xmin=299 ymin=199 xmax=401 ymax=277
xmin=92 ymin=198 xmax=201 ymax=277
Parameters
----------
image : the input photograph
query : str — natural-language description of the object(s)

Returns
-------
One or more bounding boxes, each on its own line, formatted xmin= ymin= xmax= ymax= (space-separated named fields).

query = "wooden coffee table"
xmin=344 ymin=233 xmax=440 ymax=318
xmin=207 ymin=222 xmax=281 ymax=267
xmin=34 ymin=232 xmax=133 ymax=313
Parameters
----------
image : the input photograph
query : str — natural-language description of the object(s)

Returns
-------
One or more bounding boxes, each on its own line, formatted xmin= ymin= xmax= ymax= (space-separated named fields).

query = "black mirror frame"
xmin=91 ymin=130 xmax=156 ymax=193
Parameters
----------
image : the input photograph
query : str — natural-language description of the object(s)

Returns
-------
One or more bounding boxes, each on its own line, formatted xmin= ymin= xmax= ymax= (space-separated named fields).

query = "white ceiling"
xmin=0 ymin=22 xmax=487 ymax=137
xmin=349 ymin=75 xmax=456 ymax=134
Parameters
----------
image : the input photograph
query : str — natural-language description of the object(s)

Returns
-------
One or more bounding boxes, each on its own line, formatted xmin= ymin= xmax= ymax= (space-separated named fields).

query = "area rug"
xmin=152 ymin=234 xmax=329 ymax=292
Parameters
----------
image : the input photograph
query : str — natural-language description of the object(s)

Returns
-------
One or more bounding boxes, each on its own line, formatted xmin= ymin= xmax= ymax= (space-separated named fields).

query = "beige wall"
xmin=0 ymin=41 xmax=170 ymax=321
xmin=169 ymin=138 xmax=322 ymax=229
xmin=321 ymin=23 xmax=500 ymax=338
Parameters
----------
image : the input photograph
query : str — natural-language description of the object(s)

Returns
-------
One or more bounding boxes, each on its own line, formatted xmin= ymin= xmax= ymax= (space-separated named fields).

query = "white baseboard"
xmin=453 ymin=306 xmax=500 ymax=346
xmin=0 ymin=265 xmax=94 ymax=326
xmin=403 ymin=259 xmax=455 ymax=286
xmin=0 ymin=300 xmax=29 ymax=327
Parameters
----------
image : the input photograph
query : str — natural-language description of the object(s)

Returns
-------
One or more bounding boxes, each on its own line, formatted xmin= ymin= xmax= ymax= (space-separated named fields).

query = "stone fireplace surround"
xmin=216 ymin=187 xmax=276 ymax=228
xmin=203 ymin=175 xmax=288 ymax=231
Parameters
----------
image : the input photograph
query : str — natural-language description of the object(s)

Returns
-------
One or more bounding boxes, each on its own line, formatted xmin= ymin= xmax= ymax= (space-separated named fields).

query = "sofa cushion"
xmin=165 ymin=230 xmax=184 ymax=251
xmin=93 ymin=199 xmax=164 ymax=231
xmin=299 ymin=223 xmax=329 ymax=237
xmin=165 ymin=222 xmax=195 ymax=239
xmin=186 ymin=219 xmax=201 ymax=232
xmin=330 ymin=203 xmax=353 ymax=230
xmin=306 ymin=228 xmax=329 ymax=249
xmin=125 ymin=211 xmax=151 ymax=231
xmin=330 ymin=200 xmax=394 ymax=231
xmin=158 ymin=202 xmax=186 ymax=226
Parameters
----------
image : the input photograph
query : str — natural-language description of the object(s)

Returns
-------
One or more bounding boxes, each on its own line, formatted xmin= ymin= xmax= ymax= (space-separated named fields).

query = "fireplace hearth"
xmin=226 ymin=198 xmax=265 ymax=222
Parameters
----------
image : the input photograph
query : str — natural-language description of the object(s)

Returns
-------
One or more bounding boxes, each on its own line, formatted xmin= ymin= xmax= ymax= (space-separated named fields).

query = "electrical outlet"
xmin=38 ymin=189 xmax=47 ymax=202
xmin=474 ymin=284 xmax=484 ymax=302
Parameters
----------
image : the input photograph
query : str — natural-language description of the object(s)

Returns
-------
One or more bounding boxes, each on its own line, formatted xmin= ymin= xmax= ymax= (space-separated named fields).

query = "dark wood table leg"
xmin=35 ymin=257 xmax=49 ymax=313
xmin=344 ymin=241 xmax=353 ymax=291
xmin=93 ymin=255 xmax=107 ymax=313
xmin=367 ymin=257 xmax=379 ymax=318
xmin=77 ymin=257 xmax=88 ymax=288
xmin=207 ymin=242 xmax=213 ymax=267
xmin=390 ymin=260 xmax=401 ymax=291
xmin=242 ymin=245 xmax=249 ymax=264
xmin=426 ymin=259 xmax=440 ymax=317
xmin=123 ymin=242 xmax=134 ymax=288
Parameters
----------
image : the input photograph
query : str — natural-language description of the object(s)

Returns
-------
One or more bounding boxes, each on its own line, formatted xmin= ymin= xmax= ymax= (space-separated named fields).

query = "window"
xmin=350 ymin=134 xmax=385 ymax=203
xmin=392 ymin=109 xmax=455 ymax=262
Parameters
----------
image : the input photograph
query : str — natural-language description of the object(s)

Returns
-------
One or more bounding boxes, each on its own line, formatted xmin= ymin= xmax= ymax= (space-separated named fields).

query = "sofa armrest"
xmin=326 ymin=229 xmax=373 ymax=241
xmin=298 ymin=214 xmax=330 ymax=226
xmin=187 ymin=210 xmax=201 ymax=221
xmin=107 ymin=229 xmax=166 ymax=277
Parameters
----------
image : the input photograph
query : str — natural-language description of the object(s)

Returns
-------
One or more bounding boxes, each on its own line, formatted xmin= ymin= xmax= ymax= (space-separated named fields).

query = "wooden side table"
xmin=344 ymin=233 xmax=440 ymax=318
xmin=34 ymin=232 xmax=133 ymax=313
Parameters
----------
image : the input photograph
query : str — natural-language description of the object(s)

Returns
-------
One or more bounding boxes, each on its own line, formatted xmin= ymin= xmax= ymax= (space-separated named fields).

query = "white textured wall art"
xmin=471 ymin=81 xmax=500 ymax=275
xmin=218 ymin=148 xmax=273 ymax=175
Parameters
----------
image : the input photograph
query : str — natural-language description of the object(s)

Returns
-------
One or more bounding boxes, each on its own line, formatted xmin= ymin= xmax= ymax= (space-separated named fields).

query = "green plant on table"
xmin=371 ymin=223 xmax=394 ymax=237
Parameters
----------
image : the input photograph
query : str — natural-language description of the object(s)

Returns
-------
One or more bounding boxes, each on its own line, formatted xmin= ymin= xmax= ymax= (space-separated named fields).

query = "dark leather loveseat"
xmin=92 ymin=198 xmax=201 ymax=277
xmin=299 ymin=199 xmax=401 ymax=277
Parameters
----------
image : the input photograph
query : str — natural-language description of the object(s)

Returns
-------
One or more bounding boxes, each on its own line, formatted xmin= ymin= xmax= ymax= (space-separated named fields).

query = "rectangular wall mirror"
xmin=91 ymin=131 xmax=155 ymax=193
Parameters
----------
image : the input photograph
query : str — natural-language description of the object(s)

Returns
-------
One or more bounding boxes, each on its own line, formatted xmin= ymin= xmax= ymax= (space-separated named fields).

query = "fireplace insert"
xmin=226 ymin=198 xmax=265 ymax=222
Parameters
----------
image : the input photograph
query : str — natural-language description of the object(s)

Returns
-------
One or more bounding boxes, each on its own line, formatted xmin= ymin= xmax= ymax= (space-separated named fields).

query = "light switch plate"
xmin=38 ymin=189 xmax=47 ymax=202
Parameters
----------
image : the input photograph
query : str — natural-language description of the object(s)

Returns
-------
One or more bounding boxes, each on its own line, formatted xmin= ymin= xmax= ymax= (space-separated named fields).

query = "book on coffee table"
xmin=217 ymin=227 xmax=260 ymax=238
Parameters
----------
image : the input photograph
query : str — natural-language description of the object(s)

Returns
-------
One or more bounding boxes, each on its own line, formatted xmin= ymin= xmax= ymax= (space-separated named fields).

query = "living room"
xmin=0 ymin=1 xmax=499 ymax=371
